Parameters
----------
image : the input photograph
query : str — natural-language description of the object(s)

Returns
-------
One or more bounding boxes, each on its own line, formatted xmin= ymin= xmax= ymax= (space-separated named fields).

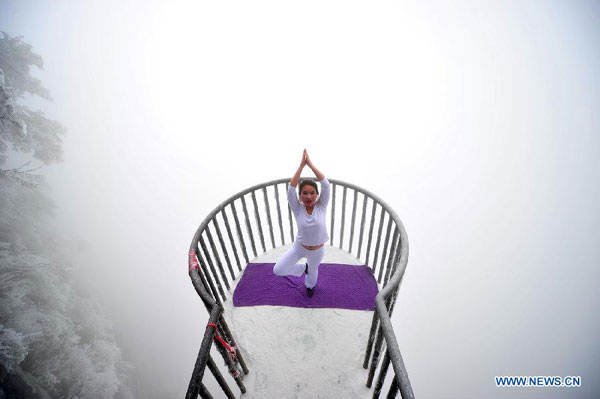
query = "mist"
xmin=1 ymin=0 xmax=599 ymax=397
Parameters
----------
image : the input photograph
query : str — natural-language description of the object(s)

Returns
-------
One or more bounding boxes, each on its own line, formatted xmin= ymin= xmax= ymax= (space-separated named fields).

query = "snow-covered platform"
xmin=222 ymin=244 xmax=377 ymax=399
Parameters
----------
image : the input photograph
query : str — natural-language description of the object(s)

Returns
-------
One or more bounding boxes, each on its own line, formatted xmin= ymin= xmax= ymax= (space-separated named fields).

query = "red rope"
xmin=206 ymin=323 xmax=236 ymax=357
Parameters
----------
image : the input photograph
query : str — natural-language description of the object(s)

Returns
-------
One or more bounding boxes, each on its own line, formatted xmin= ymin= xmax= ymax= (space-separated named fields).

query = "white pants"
xmin=273 ymin=241 xmax=325 ymax=289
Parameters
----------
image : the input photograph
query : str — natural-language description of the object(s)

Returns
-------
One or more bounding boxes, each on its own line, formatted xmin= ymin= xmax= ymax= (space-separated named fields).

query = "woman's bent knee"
xmin=273 ymin=263 xmax=284 ymax=276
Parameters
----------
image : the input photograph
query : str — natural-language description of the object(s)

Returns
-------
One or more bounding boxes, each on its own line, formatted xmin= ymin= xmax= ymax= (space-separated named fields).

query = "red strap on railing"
xmin=188 ymin=249 xmax=199 ymax=273
xmin=206 ymin=323 xmax=236 ymax=357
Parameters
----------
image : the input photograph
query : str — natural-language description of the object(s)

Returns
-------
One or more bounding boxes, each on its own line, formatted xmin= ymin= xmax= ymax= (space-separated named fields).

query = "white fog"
xmin=1 ymin=1 xmax=599 ymax=398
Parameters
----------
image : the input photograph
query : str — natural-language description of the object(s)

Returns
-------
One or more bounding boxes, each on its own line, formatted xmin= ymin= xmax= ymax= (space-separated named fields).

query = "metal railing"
xmin=187 ymin=178 xmax=414 ymax=398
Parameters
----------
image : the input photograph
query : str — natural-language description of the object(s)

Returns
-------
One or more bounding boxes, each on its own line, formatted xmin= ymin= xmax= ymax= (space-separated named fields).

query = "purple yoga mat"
xmin=232 ymin=263 xmax=379 ymax=310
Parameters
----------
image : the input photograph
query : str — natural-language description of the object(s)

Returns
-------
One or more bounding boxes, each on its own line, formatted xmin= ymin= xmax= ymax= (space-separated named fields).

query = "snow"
xmin=221 ymin=244 xmax=378 ymax=399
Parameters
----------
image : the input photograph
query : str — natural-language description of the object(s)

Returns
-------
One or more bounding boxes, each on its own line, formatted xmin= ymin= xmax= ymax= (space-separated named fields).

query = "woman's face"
xmin=300 ymin=185 xmax=318 ymax=208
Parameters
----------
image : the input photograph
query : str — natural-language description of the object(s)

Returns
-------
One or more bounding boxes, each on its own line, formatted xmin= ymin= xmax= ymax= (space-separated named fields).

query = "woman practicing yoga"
xmin=273 ymin=149 xmax=330 ymax=298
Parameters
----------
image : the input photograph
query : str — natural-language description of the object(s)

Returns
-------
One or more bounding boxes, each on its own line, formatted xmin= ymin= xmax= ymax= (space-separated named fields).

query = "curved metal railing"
xmin=187 ymin=178 xmax=414 ymax=398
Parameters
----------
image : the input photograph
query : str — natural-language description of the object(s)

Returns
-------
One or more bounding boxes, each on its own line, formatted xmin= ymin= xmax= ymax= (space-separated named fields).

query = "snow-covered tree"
xmin=0 ymin=32 xmax=134 ymax=398
xmin=0 ymin=31 xmax=64 ymax=167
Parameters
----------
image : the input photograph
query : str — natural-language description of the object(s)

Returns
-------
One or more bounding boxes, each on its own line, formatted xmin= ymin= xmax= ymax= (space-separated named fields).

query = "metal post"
xmin=220 ymin=209 xmax=242 ymax=272
xmin=199 ymin=236 xmax=227 ymax=300
xmin=349 ymin=189 xmax=358 ymax=253
xmin=383 ymin=229 xmax=400 ymax=287
xmin=385 ymin=241 xmax=403 ymax=292
xmin=274 ymin=184 xmax=285 ymax=245
xmin=263 ymin=187 xmax=276 ymax=249
xmin=365 ymin=201 xmax=378 ymax=267
xmin=339 ymin=186 xmax=347 ymax=249
xmin=363 ymin=311 xmax=379 ymax=369
xmin=230 ymin=202 xmax=249 ymax=264
xmin=330 ymin=183 xmax=336 ymax=246
xmin=213 ymin=322 xmax=246 ymax=394
xmin=206 ymin=355 xmax=235 ymax=399
xmin=373 ymin=350 xmax=391 ymax=399
xmin=376 ymin=295 xmax=415 ymax=399
xmin=212 ymin=218 xmax=236 ymax=281
xmin=377 ymin=217 xmax=393 ymax=283
xmin=198 ymin=383 xmax=214 ymax=399
xmin=372 ymin=210 xmax=386 ymax=276
xmin=388 ymin=285 xmax=401 ymax=316
xmin=240 ymin=196 xmax=258 ymax=258
xmin=186 ymin=306 xmax=221 ymax=399
xmin=193 ymin=250 xmax=221 ymax=308
xmin=387 ymin=377 xmax=399 ymax=399
xmin=251 ymin=191 xmax=266 ymax=253
xmin=205 ymin=227 xmax=230 ymax=291
xmin=218 ymin=315 xmax=249 ymax=375
xmin=286 ymin=182 xmax=294 ymax=242
xmin=358 ymin=194 xmax=368 ymax=258
xmin=367 ymin=327 xmax=385 ymax=387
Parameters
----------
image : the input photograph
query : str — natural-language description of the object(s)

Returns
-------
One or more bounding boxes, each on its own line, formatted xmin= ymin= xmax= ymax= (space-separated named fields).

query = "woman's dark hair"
xmin=298 ymin=179 xmax=319 ymax=195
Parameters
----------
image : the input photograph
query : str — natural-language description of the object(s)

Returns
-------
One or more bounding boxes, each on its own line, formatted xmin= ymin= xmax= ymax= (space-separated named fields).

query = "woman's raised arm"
xmin=305 ymin=150 xmax=329 ymax=207
xmin=305 ymin=150 xmax=324 ymax=181
xmin=290 ymin=149 xmax=307 ymax=188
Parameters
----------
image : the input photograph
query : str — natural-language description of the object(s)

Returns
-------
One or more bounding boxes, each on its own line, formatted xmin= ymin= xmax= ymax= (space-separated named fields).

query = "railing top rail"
xmin=189 ymin=178 xmax=407 ymax=254
xmin=188 ymin=176 xmax=410 ymax=305
xmin=189 ymin=177 xmax=409 ymax=300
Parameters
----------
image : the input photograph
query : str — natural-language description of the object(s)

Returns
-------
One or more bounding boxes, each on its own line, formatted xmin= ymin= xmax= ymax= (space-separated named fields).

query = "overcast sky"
xmin=2 ymin=0 xmax=599 ymax=397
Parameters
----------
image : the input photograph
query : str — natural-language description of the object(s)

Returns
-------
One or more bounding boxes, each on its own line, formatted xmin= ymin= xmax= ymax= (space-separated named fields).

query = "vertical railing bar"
xmin=286 ymin=182 xmax=294 ymax=242
xmin=194 ymin=246 xmax=221 ymax=307
xmin=365 ymin=201 xmax=378 ymax=268
xmin=388 ymin=283 xmax=401 ymax=316
xmin=217 ymin=315 xmax=249 ymax=375
xmin=349 ymin=189 xmax=358 ymax=254
xmin=206 ymin=355 xmax=235 ymax=399
xmin=186 ymin=308 xmax=220 ymax=399
xmin=231 ymin=366 xmax=246 ymax=394
xmin=240 ymin=196 xmax=257 ymax=258
xmin=262 ymin=187 xmax=276 ymax=249
xmin=230 ymin=202 xmax=249 ymax=264
xmin=377 ymin=215 xmax=393 ymax=283
xmin=357 ymin=193 xmax=368 ymax=259
xmin=205 ymin=226 xmax=230 ymax=291
xmin=198 ymin=235 xmax=226 ymax=301
xmin=190 ymin=266 xmax=211 ymax=306
xmin=209 ymin=319 xmax=246 ymax=394
xmin=383 ymin=290 xmax=412 ymax=399
xmin=363 ymin=311 xmax=379 ymax=368
xmin=386 ymin=279 xmax=399 ymax=322
xmin=383 ymin=228 xmax=400 ymax=287
xmin=221 ymin=209 xmax=242 ymax=272
xmin=367 ymin=326 xmax=385 ymax=387
xmin=212 ymin=218 xmax=235 ymax=281
xmin=339 ymin=185 xmax=347 ymax=249
xmin=330 ymin=182 xmax=336 ymax=246
xmin=211 ymin=327 xmax=246 ymax=394
xmin=190 ymin=270 xmax=215 ymax=311
xmin=198 ymin=382 xmax=214 ymax=399
xmin=385 ymin=238 xmax=403 ymax=292
xmin=251 ymin=190 xmax=266 ymax=253
xmin=372 ymin=210 xmax=386 ymax=277
xmin=386 ymin=375 xmax=399 ymax=399
xmin=373 ymin=350 xmax=391 ymax=399
xmin=274 ymin=184 xmax=285 ymax=245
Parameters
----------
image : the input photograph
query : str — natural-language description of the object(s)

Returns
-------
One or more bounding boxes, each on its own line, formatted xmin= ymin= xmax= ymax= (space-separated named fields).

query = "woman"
xmin=273 ymin=149 xmax=330 ymax=298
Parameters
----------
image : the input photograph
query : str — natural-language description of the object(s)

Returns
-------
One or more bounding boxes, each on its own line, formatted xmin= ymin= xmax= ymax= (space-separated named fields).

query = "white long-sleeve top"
xmin=287 ymin=178 xmax=330 ymax=246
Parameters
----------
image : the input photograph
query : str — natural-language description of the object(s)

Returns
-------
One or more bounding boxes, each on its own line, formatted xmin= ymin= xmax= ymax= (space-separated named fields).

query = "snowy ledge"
xmin=222 ymin=244 xmax=376 ymax=399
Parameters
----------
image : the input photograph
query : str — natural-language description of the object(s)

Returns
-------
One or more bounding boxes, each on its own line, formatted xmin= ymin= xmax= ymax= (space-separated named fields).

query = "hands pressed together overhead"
xmin=291 ymin=149 xmax=324 ymax=187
